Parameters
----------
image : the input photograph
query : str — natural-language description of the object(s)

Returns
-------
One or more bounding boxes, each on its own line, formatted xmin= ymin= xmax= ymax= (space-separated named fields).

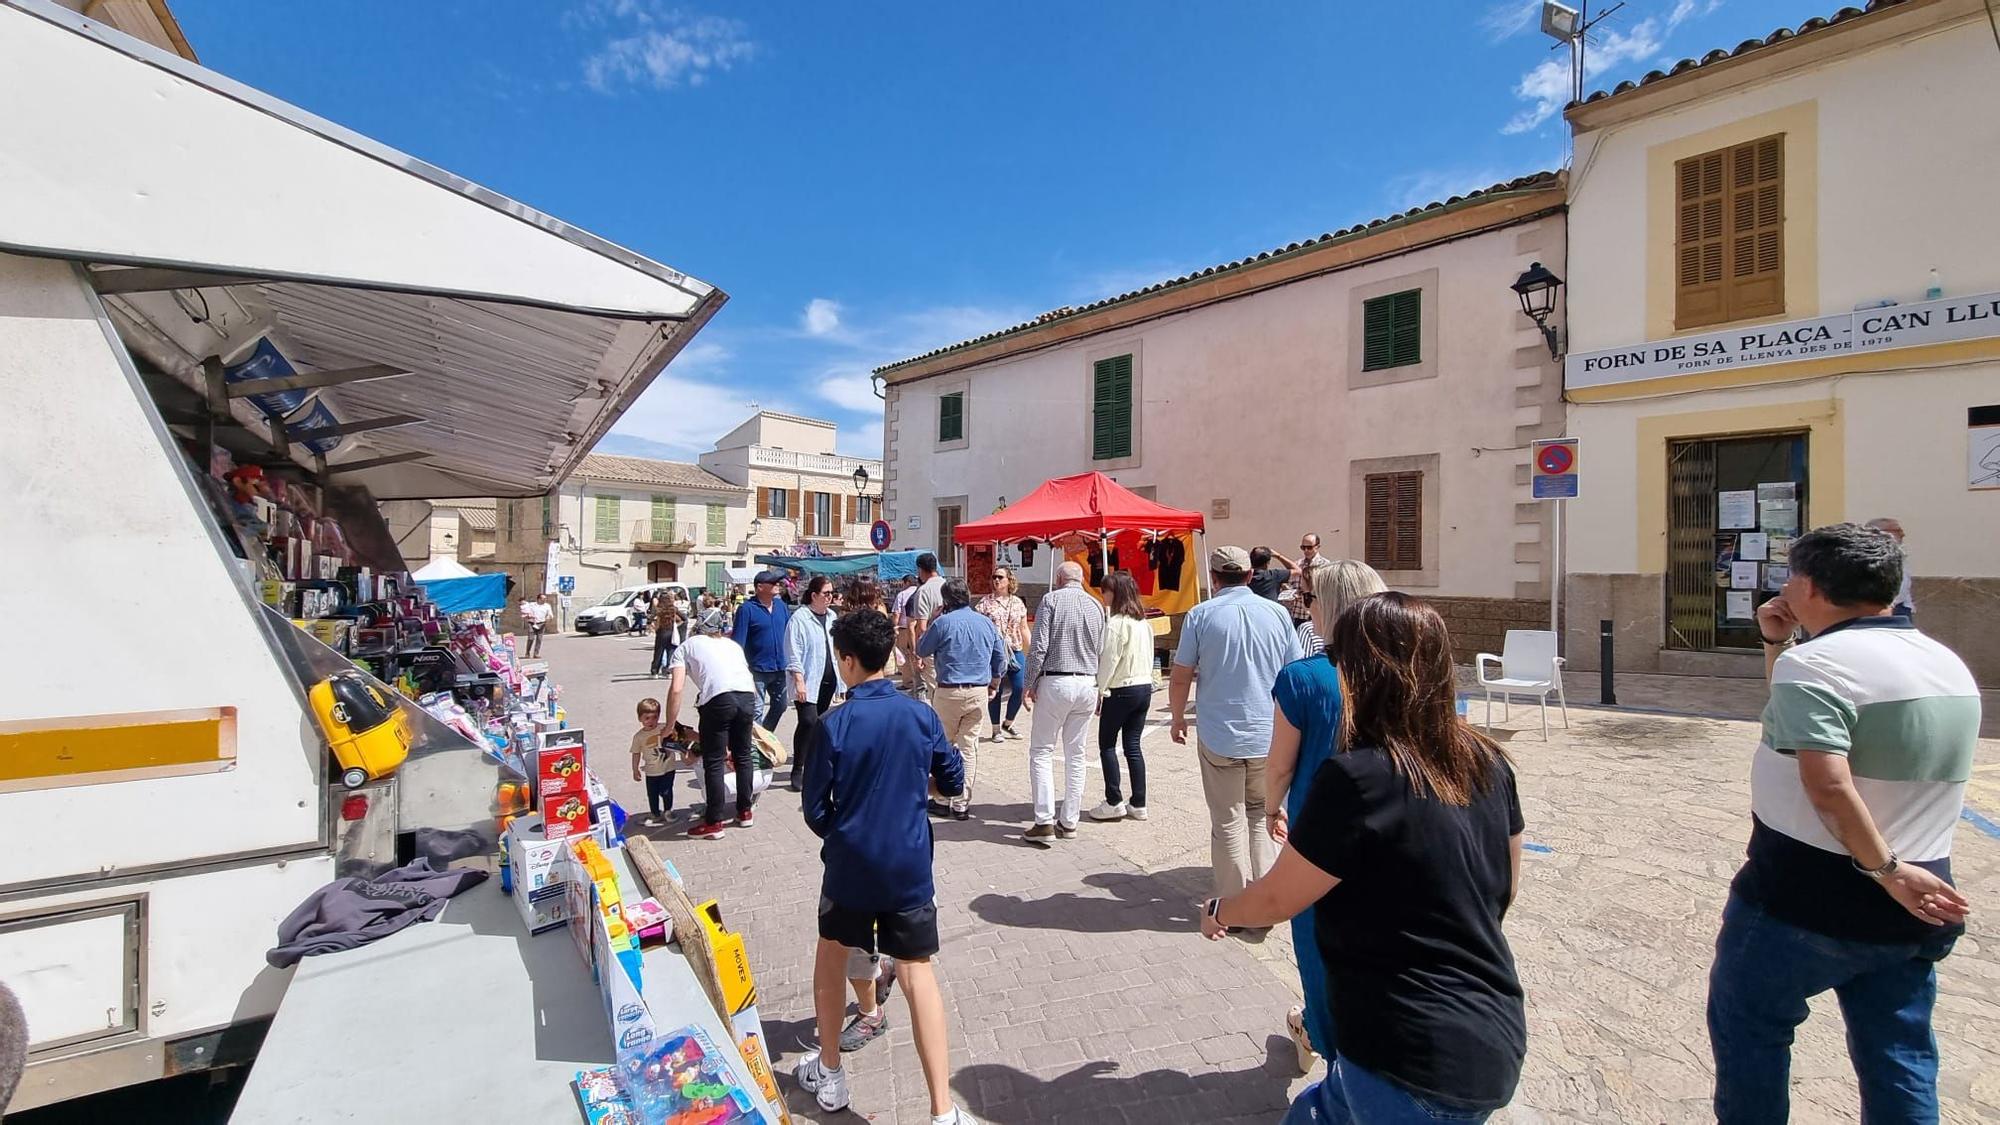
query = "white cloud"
xmin=835 ymin=419 xmax=884 ymax=461
xmin=606 ymin=371 xmax=776 ymax=458
xmin=802 ymin=298 xmax=843 ymax=338
xmin=817 ymin=369 xmax=882 ymax=413
xmin=580 ymin=3 xmax=755 ymax=94
xmin=1502 ymin=17 xmax=1662 ymax=134
xmin=1667 ymin=0 xmax=1725 ymax=31
xmin=1479 ymin=0 xmax=1544 ymax=41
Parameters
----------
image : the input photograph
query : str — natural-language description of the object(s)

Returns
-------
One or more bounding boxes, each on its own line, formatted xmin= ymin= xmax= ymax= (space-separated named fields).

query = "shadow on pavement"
xmin=967 ymin=867 xmax=1208 ymax=933
xmin=953 ymin=1035 xmax=1298 ymax=1124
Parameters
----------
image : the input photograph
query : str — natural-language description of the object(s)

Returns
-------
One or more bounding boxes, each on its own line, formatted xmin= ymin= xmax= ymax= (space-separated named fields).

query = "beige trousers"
xmin=931 ymin=685 xmax=987 ymax=812
xmin=1198 ymin=745 xmax=1273 ymax=898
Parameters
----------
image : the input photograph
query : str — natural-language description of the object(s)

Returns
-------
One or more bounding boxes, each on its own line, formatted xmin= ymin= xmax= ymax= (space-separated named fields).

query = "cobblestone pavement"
xmin=544 ymin=631 xmax=2000 ymax=1123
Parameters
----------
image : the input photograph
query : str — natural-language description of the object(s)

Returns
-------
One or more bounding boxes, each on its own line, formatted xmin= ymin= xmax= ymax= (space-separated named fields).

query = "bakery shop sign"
xmin=1566 ymin=290 xmax=2000 ymax=390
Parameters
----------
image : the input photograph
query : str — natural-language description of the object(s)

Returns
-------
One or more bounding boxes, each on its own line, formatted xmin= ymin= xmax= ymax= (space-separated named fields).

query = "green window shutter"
xmin=705 ymin=560 xmax=726 ymax=593
xmin=1092 ymin=354 xmax=1133 ymax=460
xmin=595 ymin=495 xmax=621 ymax=542
xmin=938 ymin=392 xmax=964 ymax=442
xmin=705 ymin=502 xmax=726 ymax=545
xmin=650 ymin=495 xmax=674 ymax=541
xmin=541 ymin=495 xmax=553 ymax=537
xmin=1363 ymin=289 xmax=1422 ymax=371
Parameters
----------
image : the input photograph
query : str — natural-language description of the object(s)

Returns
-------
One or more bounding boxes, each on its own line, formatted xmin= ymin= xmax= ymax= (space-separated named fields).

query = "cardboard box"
xmin=505 ymin=815 xmax=575 ymax=895
xmin=513 ymin=886 xmax=567 ymax=934
xmin=697 ymin=900 xmax=755 ymax=1016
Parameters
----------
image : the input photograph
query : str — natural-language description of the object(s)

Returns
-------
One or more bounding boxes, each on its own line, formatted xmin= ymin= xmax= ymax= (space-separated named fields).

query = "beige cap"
xmin=1209 ymin=544 xmax=1251 ymax=573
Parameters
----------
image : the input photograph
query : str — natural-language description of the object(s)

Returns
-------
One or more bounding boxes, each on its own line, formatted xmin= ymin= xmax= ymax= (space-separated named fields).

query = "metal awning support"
xmin=327 ymin=452 xmax=430 ymax=476
xmin=290 ymin=413 xmax=424 ymax=440
xmin=225 ymin=364 xmax=408 ymax=398
xmin=89 ymin=266 xmax=279 ymax=295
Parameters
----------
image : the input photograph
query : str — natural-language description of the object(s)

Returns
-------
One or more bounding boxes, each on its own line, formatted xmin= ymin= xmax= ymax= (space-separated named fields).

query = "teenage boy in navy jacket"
xmin=794 ymin=610 xmax=972 ymax=1125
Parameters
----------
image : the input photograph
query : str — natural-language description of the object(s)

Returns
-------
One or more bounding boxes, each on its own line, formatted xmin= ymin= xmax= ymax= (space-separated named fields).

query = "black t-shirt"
xmin=1289 ymin=746 xmax=1527 ymax=1109
xmin=1248 ymin=567 xmax=1290 ymax=600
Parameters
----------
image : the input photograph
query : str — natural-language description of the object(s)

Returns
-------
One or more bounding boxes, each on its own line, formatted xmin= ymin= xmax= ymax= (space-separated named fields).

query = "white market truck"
xmin=0 ymin=0 xmax=724 ymax=1108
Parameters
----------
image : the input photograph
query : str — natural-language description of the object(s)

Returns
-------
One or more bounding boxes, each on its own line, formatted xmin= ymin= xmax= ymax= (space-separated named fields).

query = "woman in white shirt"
xmin=1090 ymin=572 xmax=1155 ymax=822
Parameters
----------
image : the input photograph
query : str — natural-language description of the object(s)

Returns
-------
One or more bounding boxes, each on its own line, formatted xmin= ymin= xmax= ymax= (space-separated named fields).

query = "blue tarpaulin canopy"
xmin=754 ymin=550 xmax=921 ymax=582
xmin=415 ymin=572 xmax=509 ymax=614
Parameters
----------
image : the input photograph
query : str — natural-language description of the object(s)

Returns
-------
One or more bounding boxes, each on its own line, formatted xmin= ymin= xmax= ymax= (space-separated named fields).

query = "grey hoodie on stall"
xmin=266 ymin=857 xmax=487 ymax=968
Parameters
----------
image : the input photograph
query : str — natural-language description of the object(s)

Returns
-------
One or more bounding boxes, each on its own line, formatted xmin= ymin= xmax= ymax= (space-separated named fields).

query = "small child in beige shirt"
xmin=629 ymin=698 xmax=677 ymax=824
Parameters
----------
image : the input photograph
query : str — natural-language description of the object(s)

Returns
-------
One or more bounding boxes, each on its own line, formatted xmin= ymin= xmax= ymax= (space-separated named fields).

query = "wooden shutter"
xmin=1092 ymin=354 xmax=1133 ymax=461
xmin=845 ymin=495 xmax=857 ymax=526
xmin=831 ymin=493 xmax=844 ymax=537
xmin=938 ymin=392 xmax=964 ymax=442
xmin=595 ymin=495 xmax=620 ymax=542
xmin=1363 ymin=472 xmax=1422 ymax=570
xmin=1677 ymin=135 xmax=1782 ymax=329
xmin=1727 ymin=135 xmax=1784 ymax=320
xmin=650 ymin=495 xmax=673 ymax=541
xmin=789 ymin=489 xmax=804 ymax=528
xmin=756 ymin=487 xmax=771 ymax=518
xmin=706 ymin=502 xmax=725 ymax=545
xmin=1363 ymin=291 xmax=1421 ymax=371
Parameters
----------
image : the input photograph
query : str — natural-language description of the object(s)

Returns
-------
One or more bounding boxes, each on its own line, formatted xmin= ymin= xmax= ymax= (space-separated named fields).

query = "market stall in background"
xmin=952 ymin=471 xmax=1207 ymax=651
xmin=0 ymin=2 xmax=783 ymax=1119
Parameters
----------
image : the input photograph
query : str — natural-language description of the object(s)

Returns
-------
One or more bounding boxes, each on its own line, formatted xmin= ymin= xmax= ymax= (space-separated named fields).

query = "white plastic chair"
xmin=1475 ymin=630 xmax=1568 ymax=739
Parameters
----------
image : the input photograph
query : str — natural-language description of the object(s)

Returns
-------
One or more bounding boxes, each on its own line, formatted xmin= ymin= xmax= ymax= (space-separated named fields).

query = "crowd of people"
xmin=599 ymin=522 xmax=1973 ymax=1125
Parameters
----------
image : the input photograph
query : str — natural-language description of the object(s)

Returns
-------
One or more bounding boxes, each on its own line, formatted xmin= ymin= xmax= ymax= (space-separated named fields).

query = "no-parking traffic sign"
xmin=1532 ymin=438 xmax=1578 ymax=499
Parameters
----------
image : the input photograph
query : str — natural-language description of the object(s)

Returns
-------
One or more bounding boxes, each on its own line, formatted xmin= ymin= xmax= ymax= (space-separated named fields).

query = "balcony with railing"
xmin=748 ymin=447 xmax=879 ymax=476
xmin=626 ymin=519 xmax=703 ymax=552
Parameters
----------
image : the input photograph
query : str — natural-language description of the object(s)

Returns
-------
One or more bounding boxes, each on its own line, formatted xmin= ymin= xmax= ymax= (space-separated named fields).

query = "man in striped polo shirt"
xmin=1707 ymin=523 xmax=1979 ymax=1124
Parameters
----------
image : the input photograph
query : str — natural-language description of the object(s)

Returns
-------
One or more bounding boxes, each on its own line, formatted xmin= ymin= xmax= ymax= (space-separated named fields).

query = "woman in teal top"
xmin=1265 ymin=560 xmax=1386 ymax=1072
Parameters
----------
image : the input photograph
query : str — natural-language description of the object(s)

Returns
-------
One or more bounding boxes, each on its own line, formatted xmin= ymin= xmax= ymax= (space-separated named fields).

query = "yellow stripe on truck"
xmin=0 ymin=708 xmax=236 ymax=790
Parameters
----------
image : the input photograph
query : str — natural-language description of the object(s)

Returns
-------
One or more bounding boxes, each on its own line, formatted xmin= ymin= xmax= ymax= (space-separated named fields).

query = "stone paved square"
xmin=551 ymin=632 xmax=2000 ymax=1123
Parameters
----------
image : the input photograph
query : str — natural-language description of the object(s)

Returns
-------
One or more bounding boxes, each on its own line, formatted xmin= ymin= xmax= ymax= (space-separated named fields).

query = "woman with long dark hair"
xmin=651 ymin=597 xmax=686 ymax=678
xmin=1200 ymin=592 xmax=1526 ymax=1123
xmin=1088 ymin=572 xmax=1153 ymax=822
xmin=1266 ymin=560 xmax=1386 ymax=1069
xmin=784 ymin=575 xmax=842 ymax=791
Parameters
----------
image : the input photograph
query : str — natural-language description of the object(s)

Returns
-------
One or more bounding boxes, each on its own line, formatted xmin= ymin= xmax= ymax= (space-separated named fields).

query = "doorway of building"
xmin=705 ymin=560 xmax=726 ymax=596
xmin=647 ymin=560 xmax=678 ymax=582
xmin=1665 ymin=431 xmax=1808 ymax=652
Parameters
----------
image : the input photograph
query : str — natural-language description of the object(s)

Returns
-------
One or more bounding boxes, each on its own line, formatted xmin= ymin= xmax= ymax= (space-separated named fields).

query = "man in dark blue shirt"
xmin=795 ymin=610 xmax=971 ymax=1124
xmin=731 ymin=570 xmax=793 ymax=731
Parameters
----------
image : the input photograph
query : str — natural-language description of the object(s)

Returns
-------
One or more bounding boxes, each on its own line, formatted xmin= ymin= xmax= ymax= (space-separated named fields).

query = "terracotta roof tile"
xmin=1574 ymin=0 xmax=1905 ymax=108
xmin=573 ymin=453 xmax=742 ymax=492
xmin=876 ymin=171 xmax=1561 ymax=375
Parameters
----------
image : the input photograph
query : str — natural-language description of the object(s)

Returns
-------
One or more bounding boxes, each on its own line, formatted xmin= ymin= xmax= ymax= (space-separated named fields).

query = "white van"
xmin=573 ymin=582 xmax=690 ymax=635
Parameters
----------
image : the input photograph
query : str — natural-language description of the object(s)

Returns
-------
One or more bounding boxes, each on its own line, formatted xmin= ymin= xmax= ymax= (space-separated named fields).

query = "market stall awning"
xmin=953 ymin=472 xmax=1204 ymax=544
xmin=0 ymin=0 xmax=725 ymax=500
xmin=754 ymin=550 xmax=924 ymax=580
xmin=413 ymin=572 xmax=510 ymax=614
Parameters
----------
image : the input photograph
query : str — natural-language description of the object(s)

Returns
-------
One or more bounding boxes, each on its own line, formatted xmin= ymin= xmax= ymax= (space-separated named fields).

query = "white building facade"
xmin=877 ymin=176 xmax=1568 ymax=657
xmin=697 ymin=411 xmax=883 ymax=560
xmin=1561 ymin=0 xmax=2000 ymax=682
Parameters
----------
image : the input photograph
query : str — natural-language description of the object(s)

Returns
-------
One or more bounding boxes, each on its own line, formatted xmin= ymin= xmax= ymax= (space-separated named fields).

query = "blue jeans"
xmin=1707 ymin=890 xmax=1958 ymax=1124
xmin=1283 ymin=1057 xmax=1491 ymax=1124
xmin=751 ymin=670 xmax=788 ymax=732
xmin=988 ymin=651 xmax=1025 ymax=726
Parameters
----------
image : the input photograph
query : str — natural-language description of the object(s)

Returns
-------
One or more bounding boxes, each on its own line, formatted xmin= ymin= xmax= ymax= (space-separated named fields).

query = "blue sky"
xmin=174 ymin=0 xmax=1815 ymax=462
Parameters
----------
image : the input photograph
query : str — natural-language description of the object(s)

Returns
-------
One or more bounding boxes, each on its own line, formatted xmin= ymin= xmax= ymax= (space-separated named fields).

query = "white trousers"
xmin=1028 ymin=675 xmax=1096 ymax=827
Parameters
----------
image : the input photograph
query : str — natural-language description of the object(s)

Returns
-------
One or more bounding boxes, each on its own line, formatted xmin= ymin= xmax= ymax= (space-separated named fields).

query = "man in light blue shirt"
xmin=1170 ymin=544 xmax=1304 ymax=904
xmin=916 ymin=578 xmax=1007 ymax=819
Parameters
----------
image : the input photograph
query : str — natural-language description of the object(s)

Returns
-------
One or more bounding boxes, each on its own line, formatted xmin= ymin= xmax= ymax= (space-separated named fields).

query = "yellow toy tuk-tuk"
xmin=309 ymin=670 xmax=412 ymax=789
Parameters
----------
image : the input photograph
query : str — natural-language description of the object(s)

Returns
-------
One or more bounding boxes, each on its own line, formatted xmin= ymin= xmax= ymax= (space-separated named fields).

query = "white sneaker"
xmin=792 ymin=1051 xmax=851 ymax=1111
xmin=933 ymin=1108 xmax=978 ymax=1125
xmin=1127 ymin=805 xmax=1149 ymax=821
xmin=1087 ymin=801 xmax=1128 ymax=821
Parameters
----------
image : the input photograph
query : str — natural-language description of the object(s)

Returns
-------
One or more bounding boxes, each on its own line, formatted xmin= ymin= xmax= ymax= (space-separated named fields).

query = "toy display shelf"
xmin=233 ymin=847 xmax=782 ymax=1123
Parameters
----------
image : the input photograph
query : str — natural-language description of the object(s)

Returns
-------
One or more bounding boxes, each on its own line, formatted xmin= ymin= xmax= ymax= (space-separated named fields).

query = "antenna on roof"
xmin=1541 ymin=1 xmax=1626 ymax=106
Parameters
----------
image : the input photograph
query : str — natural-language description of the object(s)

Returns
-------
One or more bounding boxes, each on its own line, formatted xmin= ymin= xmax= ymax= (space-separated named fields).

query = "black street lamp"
xmin=1511 ymin=261 xmax=1564 ymax=360
xmin=852 ymin=464 xmax=871 ymax=497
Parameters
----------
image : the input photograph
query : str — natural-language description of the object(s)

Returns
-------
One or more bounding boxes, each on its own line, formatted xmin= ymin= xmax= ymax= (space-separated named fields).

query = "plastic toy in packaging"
xmin=615 ymin=1026 xmax=759 ymax=1125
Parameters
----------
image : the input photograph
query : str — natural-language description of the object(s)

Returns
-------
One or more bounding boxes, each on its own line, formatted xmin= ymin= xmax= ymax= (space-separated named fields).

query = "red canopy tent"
xmin=952 ymin=471 xmax=1203 ymax=543
xmin=953 ymin=471 xmax=1207 ymax=596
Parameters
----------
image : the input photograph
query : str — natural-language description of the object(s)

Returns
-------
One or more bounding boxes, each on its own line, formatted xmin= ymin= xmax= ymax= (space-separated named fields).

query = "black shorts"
xmin=817 ymin=895 xmax=940 ymax=962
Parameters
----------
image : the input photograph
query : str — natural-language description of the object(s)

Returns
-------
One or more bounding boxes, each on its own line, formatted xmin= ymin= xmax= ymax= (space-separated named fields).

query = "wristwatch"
xmin=1760 ymin=631 xmax=1795 ymax=646
xmin=1853 ymin=852 xmax=1900 ymax=880
xmin=1204 ymin=897 xmax=1223 ymax=926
